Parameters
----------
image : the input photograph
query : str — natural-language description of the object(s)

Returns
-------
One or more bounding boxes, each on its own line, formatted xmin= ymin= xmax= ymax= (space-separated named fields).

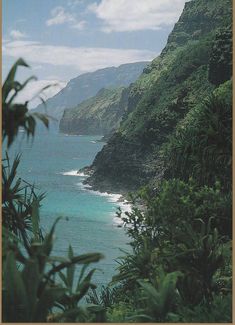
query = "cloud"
xmin=68 ymin=0 xmax=84 ymax=8
xmin=10 ymin=29 xmax=27 ymax=39
xmin=46 ymin=6 xmax=76 ymax=26
xmin=89 ymin=0 xmax=187 ymax=32
xmin=13 ymin=79 xmax=67 ymax=109
xmin=32 ymin=64 xmax=43 ymax=71
xmin=46 ymin=5 xmax=86 ymax=30
xmin=3 ymin=40 xmax=156 ymax=73
xmin=71 ymin=20 xmax=87 ymax=30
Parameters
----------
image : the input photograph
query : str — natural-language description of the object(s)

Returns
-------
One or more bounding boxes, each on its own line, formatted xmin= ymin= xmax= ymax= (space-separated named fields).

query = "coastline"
xmin=61 ymin=169 xmax=132 ymax=227
xmin=83 ymin=185 xmax=133 ymax=227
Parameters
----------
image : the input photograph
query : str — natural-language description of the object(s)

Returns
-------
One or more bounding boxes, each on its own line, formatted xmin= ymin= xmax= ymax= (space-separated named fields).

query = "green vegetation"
xmin=81 ymin=0 xmax=232 ymax=322
xmin=208 ymin=26 xmax=232 ymax=86
xmin=2 ymin=58 xmax=49 ymax=147
xmin=164 ymin=81 xmax=232 ymax=192
xmin=90 ymin=91 xmax=232 ymax=320
xmin=2 ymin=0 xmax=232 ymax=322
xmin=86 ymin=0 xmax=232 ymax=193
xmin=59 ymin=87 xmax=128 ymax=137
xmin=2 ymin=60 xmax=105 ymax=323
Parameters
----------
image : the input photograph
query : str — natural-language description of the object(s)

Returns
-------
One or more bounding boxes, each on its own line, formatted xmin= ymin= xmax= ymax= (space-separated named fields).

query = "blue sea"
xmin=5 ymin=129 xmax=130 ymax=286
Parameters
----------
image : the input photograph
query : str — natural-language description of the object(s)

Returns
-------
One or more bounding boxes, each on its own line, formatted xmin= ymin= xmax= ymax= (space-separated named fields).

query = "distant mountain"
xmin=59 ymin=87 xmax=129 ymax=136
xmin=32 ymin=61 xmax=149 ymax=121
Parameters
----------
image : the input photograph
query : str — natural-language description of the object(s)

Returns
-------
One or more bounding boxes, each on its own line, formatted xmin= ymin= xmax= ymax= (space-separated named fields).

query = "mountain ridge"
xmin=83 ymin=0 xmax=232 ymax=193
xmin=32 ymin=61 xmax=149 ymax=121
xmin=59 ymin=87 xmax=129 ymax=136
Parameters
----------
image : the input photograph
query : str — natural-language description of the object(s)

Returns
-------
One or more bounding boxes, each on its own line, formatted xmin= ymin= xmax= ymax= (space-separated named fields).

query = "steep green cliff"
xmin=32 ymin=61 xmax=148 ymax=121
xmin=59 ymin=87 xmax=129 ymax=136
xmin=84 ymin=0 xmax=232 ymax=193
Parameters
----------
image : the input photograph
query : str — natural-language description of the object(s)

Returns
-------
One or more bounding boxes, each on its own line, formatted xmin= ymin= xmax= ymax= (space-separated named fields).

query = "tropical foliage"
xmin=2 ymin=58 xmax=50 ymax=147
xmin=2 ymin=0 xmax=232 ymax=322
xmin=2 ymin=59 xmax=105 ymax=323
xmin=86 ymin=0 xmax=232 ymax=193
xmin=87 ymin=1 xmax=232 ymax=320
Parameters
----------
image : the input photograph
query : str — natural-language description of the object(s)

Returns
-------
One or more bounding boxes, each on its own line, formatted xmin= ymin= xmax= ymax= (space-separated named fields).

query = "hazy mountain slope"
xmin=59 ymin=87 xmax=129 ymax=136
xmin=84 ymin=0 xmax=232 ymax=193
xmin=32 ymin=62 xmax=148 ymax=121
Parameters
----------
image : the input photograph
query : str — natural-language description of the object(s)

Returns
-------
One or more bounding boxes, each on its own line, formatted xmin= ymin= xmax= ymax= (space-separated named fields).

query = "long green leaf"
xmin=33 ymin=287 xmax=66 ymax=322
xmin=42 ymin=217 xmax=62 ymax=257
xmin=67 ymin=245 xmax=75 ymax=291
xmin=47 ymin=253 xmax=104 ymax=279
xmin=22 ymin=258 xmax=40 ymax=320
xmin=74 ymin=269 xmax=96 ymax=302
xmin=3 ymin=58 xmax=29 ymax=102
xmin=3 ymin=251 xmax=28 ymax=322
xmin=31 ymin=199 xmax=40 ymax=241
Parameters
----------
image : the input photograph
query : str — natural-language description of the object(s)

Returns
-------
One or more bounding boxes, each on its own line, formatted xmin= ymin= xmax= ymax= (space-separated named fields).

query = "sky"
xmin=2 ymin=0 xmax=188 ymax=108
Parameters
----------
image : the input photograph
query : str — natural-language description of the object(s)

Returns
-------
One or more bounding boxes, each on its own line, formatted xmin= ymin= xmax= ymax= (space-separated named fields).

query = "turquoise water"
xmin=5 ymin=130 xmax=129 ymax=286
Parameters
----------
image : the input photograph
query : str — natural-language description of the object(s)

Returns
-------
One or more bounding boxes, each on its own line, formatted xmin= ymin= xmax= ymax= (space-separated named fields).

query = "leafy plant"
xmin=174 ymin=294 xmax=232 ymax=323
xmin=2 ymin=152 xmax=45 ymax=246
xmin=164 ymin=81 xmax=232 ymax=191
xmin=2 ymin=58 xmax=52 ymax=147
xmin=208 ymin=26 xmax=232 ymax=86
xmin=2 ymin=0 xmax=233 ymax=319
xmin=113 ymin=177 xmax=232 ymax=320
xmin=87 ymin=285 xmax=119 ymax=308
xmin=2 ymin=59 xmax=104 ymax=323
xmin=2 ymin=218 xmax=104 ymax=322
xmin=106 ymin=302 xmax=137 ymax=323
xmin=134 ymin=270 xmax=182 ymax=322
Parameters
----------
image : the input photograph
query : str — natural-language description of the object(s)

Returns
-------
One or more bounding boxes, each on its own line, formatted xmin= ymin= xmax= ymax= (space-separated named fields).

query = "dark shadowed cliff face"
xmin=59 ymin=87 xmax=129 ymax=136
xmin=31 ymin=61 xmax=148 ymax=121
xmin=84 ymin=0 xmax=232 ymax=193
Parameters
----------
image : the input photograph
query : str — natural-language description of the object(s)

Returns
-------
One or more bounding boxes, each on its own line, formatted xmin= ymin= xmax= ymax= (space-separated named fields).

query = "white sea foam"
xmin=83 ymin=184 xmax=92 ymax=189
xmin=77 ymin=172 xmax=89 ymax=177
xmin=60 ymin=170 xmax=88 ymax=177
xmin=118 ymin=201 xmax=132 ymax=214
xmin=86 ymin=190 xmax=122 ymax=203
xmin=75 ymin=181 xmax=132 ymax=227
xmin=113 ymin=216 xmax=123 ymax=225
xmin=107 ymin=194 xmax=122 ymax=202
xmin=113 ymin=198 xmax=133 ymax=226
xmin=89 ymin=190 xmax=113 ymax=197
xmin=90 ymin=140 xmax=97 ymax=144
xmin=76 ymin=182 xmax=92 ymax=190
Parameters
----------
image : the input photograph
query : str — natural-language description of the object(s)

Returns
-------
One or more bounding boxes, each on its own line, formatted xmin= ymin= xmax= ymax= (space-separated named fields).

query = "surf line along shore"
xmin=60 ymin=169 xmax=132 ymax=226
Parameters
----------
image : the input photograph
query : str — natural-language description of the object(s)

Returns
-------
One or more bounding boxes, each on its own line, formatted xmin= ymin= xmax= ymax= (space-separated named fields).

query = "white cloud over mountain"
xmin=89 ymin=0 xmax=187 ymax=32
xmin=3 ymin=40 xmax=156 ymax=73
xmin=46 ymin=6 xmax=86 ymax=30
xmin=71 ymin=20 xmax=87 ymax=30
xmin=10 ymin=29 xmax=27 ymax=39
xmin=46 ymin=6 xmax=76 ymax=26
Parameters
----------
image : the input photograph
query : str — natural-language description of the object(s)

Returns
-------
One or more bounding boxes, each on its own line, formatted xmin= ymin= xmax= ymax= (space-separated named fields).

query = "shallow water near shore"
xmin=5 ymin=129 xmax=130 ymax=286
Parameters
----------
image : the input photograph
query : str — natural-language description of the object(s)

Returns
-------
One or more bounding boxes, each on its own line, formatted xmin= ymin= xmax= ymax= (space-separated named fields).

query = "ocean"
xmin=5 ymin=129 xmax=130 ymax=287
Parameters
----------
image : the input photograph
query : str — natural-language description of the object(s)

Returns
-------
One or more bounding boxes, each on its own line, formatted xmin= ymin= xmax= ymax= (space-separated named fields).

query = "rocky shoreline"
xmin=77 ymin=165 xmax=134 ymax=227
xmin=78 ymin=165 xmax=132 ymax=196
